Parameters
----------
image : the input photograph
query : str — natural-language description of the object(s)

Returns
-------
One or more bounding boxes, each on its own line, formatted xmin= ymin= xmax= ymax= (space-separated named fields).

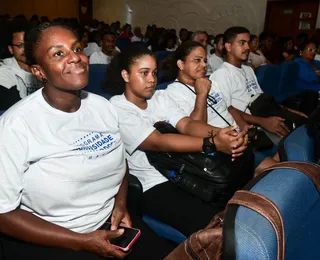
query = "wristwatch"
xmin=202 ymin=137 xmax=217 ymax=155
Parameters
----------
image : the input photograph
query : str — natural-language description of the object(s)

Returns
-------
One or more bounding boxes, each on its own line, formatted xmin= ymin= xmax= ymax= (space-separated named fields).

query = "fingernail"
xmin=119 ymin=229 xmax=124 ymax=234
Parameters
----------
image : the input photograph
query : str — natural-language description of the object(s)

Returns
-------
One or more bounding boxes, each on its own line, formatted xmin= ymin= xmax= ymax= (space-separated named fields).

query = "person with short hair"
xmin=294 ymin=40 xmax=320 ymax=91
xmin=0 ymin=22 xmax=175 ymax=260
xmin=0 ymin=20 xmax=42 ymax=110
xmin=207 ymin=34 xmax=224 ymax=73
xmin=210 ymin=26 xmax=307 ymax=143
xmin=89 ymin=32 xmax=119 ymax=65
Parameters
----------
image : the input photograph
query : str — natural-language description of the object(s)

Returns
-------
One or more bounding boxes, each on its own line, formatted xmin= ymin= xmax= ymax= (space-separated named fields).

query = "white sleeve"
xmin=0 ymin=123 xmax=28 ymax=213
xmin=164 ymin=93 xmax=189 ymax=127
xmin=0 ymin=67 xmax=18 ymax=89
xmin=166 ymin=85 xmax=194 ymax=116
xmin=89 ymin=52 xmax=100 ymax=64
xmin=112 ymin=105 xmax=155 ymax=155
xmin=209 ymin=71 xmax=233 ymax=107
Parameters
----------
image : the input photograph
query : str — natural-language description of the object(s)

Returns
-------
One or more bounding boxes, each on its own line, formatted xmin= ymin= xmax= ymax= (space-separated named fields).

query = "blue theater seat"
xmin=128 ymin=174 xmax=187 ymax=244
xmin=84 ymin=64 xmax=111 ymax=99
xmin=0 ymin=110 xmax=5 ymax=116
xmin=256 ymin=64 xmax=281 ymax=97
xmin=280 ymin=125 xmax=314 ymax=162
xmin=277 ymin=61 xmax=303 ymax=102
xmin=116 ymin=38 xmax=131 ymax=52
xmin=225 ymin=162 xmax=320 ymax=259
xmin=156 ymin=81 xmax=173 ymax=90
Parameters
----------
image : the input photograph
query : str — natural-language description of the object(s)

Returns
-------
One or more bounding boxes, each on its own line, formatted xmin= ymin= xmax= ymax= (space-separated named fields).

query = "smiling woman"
xmin=0 ymin=23 xmax=175 ymax=260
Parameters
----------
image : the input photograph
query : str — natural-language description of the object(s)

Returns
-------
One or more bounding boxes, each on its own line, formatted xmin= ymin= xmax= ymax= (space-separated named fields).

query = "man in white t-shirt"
xmin=192 ymin=31 xmax=214 ymax=76
xmin=0 ymin=21 xmax=41 ymax=110
xmin=89 ymin=32 xmax=120 ymax=65
xmin=131 ymin=26 xmax=144 ymax=42
xmin=209 ymin=26 xmax=290 ymax=139
xmin=207 ymin=34 xmax=224 ymax=73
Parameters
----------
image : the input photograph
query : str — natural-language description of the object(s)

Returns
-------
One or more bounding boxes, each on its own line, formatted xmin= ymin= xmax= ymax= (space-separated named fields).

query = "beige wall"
xmin=0 ymin=0 xmax=79 ymax=20
xmin=93 ymin=0 xmax=267 ymax=35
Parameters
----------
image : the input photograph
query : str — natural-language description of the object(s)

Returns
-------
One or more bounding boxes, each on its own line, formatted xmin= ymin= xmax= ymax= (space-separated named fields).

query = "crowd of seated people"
xmin=0 ymin=12 xmax=319 ymax=260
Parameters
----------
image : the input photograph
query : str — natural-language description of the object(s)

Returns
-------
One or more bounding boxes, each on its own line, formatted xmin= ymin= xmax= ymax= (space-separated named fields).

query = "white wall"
xmin=93 ymin=0 xmax=268 ymax=35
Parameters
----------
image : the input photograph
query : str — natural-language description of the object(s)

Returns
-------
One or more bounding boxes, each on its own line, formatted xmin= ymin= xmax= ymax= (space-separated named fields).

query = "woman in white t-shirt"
xmin=248 ymin=35 xmax=269 ymax=69
xmin=0 ymin=23 xmax=175 ymax=260
xmin=106 ymin=44 xmax=249 ymax=237
xmin=165 ymin=41 xmax=237 ymax=129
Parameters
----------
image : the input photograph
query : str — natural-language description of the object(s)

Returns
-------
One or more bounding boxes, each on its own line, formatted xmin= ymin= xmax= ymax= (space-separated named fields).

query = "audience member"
xmin=119 ymin=24 xmax=133 ymax=39
xmin=192 ymin=31 xmax=213 ymax=75
xmin=106 ymin=44 xmax=248 ymax=236
xmin=0 ymin=22 xmax=174 ymax=260
xmin=131 ymin=26 xmax=144 ymax=42
xmin=89 ymin=32 xmax=119 ymax=65
xmin=0 ymin=20 xmax=41 ymax=110
xmin=281 ymin=37 xmax=296 ymax=61
xmin=294 ymin=40 xmax=320 ymax=91
xmin=248 ymin=34 xmax=268 ymax=69
xmin=207 ymin=34 xmax=224 ymax=73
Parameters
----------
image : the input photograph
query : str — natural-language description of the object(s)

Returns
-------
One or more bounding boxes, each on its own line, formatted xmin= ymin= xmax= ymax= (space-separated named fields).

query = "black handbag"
xmin=145 ymin=122 xmax=254 ymax=206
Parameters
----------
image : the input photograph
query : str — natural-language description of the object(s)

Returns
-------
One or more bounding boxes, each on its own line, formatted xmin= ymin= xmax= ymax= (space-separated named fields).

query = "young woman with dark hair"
xmin=106 ymin=44 xmax=249 ymax=237
xmin=0 ymin=23 xmax=175 ymax=260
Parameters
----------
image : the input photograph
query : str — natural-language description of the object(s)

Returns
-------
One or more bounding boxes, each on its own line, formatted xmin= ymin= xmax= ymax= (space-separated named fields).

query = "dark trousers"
xmin=0 ymin=194 xmax=174 ymax=260
xmin=141 ymin=181 xmax=223 ymax=236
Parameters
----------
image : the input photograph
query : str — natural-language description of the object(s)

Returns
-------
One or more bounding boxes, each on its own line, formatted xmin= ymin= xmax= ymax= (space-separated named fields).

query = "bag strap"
xmin=228 ymin=190 xmax=285 ymax=260
xmin=260 ymin=161 xmax=320 ymax=193
xmin=175 ymin=80 xmax=232 ymax=127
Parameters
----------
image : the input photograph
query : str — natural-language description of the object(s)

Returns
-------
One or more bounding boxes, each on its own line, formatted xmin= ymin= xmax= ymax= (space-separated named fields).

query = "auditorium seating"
xmin=224 ymin=162 xmax=320 ymax=259
xmin=279 ymin=125 xmax=315 ymax=162
xmin=115 ymin=38 xmax=131 ymax=52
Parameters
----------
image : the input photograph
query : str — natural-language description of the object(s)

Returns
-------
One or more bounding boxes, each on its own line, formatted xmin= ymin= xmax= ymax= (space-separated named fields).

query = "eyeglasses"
xmin=306 ymin=47 xmax=318 ymax=53
xmin=11 ymin=43 xmax=24 ymax=49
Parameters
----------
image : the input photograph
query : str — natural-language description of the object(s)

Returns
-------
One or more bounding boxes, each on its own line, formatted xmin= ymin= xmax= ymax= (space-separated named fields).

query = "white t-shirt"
xmin=0 ymin=89 xmax=126 ymax=233
xmin=84 ymin=42 xmax=101 ymax=56
xmin=0 ymin=57 xmax=42 ymax=98
xmin=131 ymin=35 xmax=142 ymax=42
xmin=210 ymin=62 xmax=263 ymax=113
xmin=110 ymin=91 xmax=188 ymax=192
xmin=248 ymin=50 xmax=267 ymax=68
xmin=207 ymin=53 xmax=224 ymax=74
xmin=166 ymin=80 xmax=235 ymax=128
xmin=84 ymin=43 xmax=120 ymax=57
xmin=89 ymin=51 xmax=113 ymax=65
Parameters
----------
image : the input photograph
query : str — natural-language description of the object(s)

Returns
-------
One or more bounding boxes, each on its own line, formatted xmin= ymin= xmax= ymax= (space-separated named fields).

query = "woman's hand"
xmin=194 ymin=78 xmax=211 ymax=97
xmin=111 ymin=205 xmax=132 ymax=231
xmin=82 ymin=229 xmax=129 ymax=259
xmin=213 ymin=126 xmax=248 ymax=158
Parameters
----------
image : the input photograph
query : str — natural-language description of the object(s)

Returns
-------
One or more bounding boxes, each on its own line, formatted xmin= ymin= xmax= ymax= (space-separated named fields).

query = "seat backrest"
xmin=156 ymin=51 xmax=170 ymax=64
xmin=0 ymin=110 xmax=5 ymax=117
xmin=225 ymin=164 xmax=320 ymax=260
xmin=156 ymin=81 xmax=173 ymax=90
xmin=116 ymin=38 xmax=131 ymax=52
xmin=278 ymin=61 xmax=300 ymax=94
xmin=84 ymin=64 xmax=107 ymax=96
xmin=280 ymin=125 xmax=314 ymax=162
xmin=256 ymin=65 xmax=281 ymax=96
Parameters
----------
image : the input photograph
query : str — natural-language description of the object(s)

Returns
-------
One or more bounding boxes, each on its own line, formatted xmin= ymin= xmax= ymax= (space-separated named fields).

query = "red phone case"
xmin=114 ymin=228 xmax=141 ymax=252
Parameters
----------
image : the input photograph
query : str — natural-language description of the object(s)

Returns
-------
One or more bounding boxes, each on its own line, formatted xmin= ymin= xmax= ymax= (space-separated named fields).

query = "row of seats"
xmin=255 ymin=61 xmax=303 ymax=103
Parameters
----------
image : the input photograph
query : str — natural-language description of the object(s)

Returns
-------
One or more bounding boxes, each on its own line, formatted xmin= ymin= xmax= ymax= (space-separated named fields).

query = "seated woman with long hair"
xmin=104 ymin=44 xmax=249 ymax=237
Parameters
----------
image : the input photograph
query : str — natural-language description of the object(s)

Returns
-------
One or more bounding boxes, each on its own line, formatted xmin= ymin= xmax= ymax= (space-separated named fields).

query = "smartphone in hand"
xmin=100 ymin=222 xmax=141 ymax=252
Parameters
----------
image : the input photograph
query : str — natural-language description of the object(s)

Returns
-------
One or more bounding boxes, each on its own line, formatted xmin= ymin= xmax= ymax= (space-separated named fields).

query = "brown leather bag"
xmin=165 ymin=161 xmax=320 ymax=260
